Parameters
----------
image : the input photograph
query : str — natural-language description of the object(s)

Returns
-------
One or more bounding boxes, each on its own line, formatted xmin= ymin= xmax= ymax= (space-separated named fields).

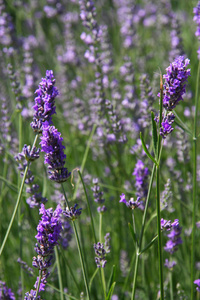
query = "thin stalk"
xmin=156 ymin=164 xmax=164 ymax=300
xmin=72 ymin=222 xmax=91 ymax=300
xmin=62 ymin=185 xmax=91 ymax=300
xmin=170 ymin=271 xmax=174 ymax=300
xmin=99 ymin=212 xmax=106 ymax=299
xmin=0 ymin=134 xmax=39 ymax=256
xmin=131 ymin=163 xmax=156 ymax=300
xmin=35 ymin=270 xmax=42 ymax=298
xmin=55 ymin=246 xmax=64 ymax=300
xmin=155 ymin=74 xmax=164 ymax=300
xmin=191 ymin=59 xmax=200 ymax=300
xmin=18 ymin=112 xmax=24 ymax=296
xmin=78 ymin=169 xmax=97 ymax=243
xmin=72 ymin=124 xmax=97 ymax=201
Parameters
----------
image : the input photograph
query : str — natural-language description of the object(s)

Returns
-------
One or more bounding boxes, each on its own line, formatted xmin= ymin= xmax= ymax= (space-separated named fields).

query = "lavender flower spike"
xmin=161 ymin=56 xmax=190 ymax=111
xmin=193 ymin=2 xmax=200 ymax=59
xmin=0 ymin=281 xmax=15 ymax=300
xmin=28 ymin=204 xmax=62 ymax=297
xmin=40 ymin=125 xmax=71 ymax=183
xmin=194 ymin=279 xmax=200 ymax=292
xmin=31 ymin=70 xmax=59 ymax=133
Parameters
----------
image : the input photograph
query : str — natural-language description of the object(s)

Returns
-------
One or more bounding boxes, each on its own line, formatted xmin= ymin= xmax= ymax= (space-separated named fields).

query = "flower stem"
xmin=0 ymin=134 xmax=39 ymax=256
xmin=72 ymin=221 xmax=91 ymax=300
xmin=62 ymin=185 xmax=91 ymax=300
xmin=78 ymin=169 xmax=97 ymax=243
xmin=55 ymin=246 xmax=64 ymax=300
xmin=99 ymin=212 xmax=107 ymax=299
xmin=131 ymin=163 xmax=156 ymax=300
xmin=191 ymin=59 xmax=200 ymax=300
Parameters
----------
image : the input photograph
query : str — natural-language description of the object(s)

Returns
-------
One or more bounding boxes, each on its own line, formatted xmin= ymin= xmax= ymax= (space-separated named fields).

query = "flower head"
xmin=0 ymin=281 xmax=15 ymax=300
xmin=119 ymin=193 xmax=142 ymax=210
xmin=194 ymin=279 xmax=200 ymax=292
xmin=193 ymin=2 xmax=200 ymax=59
xmin=63 ymin=204 xmax=82 ymax=221
xmin=40 ymin=125 xmax=71 ymax=183
xmin=31 ymin=70 xmax=58 ymax=132
xmin=161 ymin=56 xmax=190 ymax=111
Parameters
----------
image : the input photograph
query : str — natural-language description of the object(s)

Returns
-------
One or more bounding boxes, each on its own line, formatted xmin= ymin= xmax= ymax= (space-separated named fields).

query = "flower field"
xmin=0 ymin=0 xmax=200 ymax=299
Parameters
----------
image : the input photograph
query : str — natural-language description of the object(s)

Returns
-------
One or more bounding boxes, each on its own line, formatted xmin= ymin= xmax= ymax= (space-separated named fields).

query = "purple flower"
xmin=30 ymin=204 xmax=62 ymax=296
xmin=160 ymin=112 xmax=175 ymax=139
xmin=164 ymin=259 xmax=176 ymax=270
xmin=94 ymin=233 xmax=110 ymax=268
xmin=194 ymin=279 xmax=200 ymax=292
xmin=164 ymin=219 xmax=182 ymax=254
xmin=119 ymin=193 xmax=142 ymax=210
xmin=193 ymin=2 xmax=200 ymax=59
xmin=0 ymin=281 xmax=15 ymax=300
xmin=31 ymin=70 xmax=58 ymax=133
xmin=132 ymin=160 xmax=149 ymax=200
xmin=161 ymin=56 xmax=191 ymax=111
xmin=40 ymin=125 xmax=71 ymax=183
xmin=63 ymin=204 xmax=82 ymax=221
xmin=91 ymin=178 xmax=107 ymax=213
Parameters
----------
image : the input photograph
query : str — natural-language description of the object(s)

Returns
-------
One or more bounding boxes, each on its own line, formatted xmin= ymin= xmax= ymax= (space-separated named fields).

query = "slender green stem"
xmin=156 ymin=164 xmax=164 ymax=300
xmin=35 ymin=270 xmax=42 ymax=298
xmin=191 ymin=59 xmax=200 ymax=300
xmin=0 ymin=134 xmax=39 ymax=256
xmin=72 ymin=124 xmax=97 ymax=201
xmin=55 ymin=246 xmax=64 ymax=300
xmin=131 ymin=163 xmax=156 ymax=300
xmin=99 ymin=212 xmax=102 ymax=243
xmin=170 ymin=271 xmax=174 ymax=300
xmin=72 ymin=222 xmax=91 ymax=300
xmin=99 ymin=213 xmax=106 ymax=299
xmin=155 ymin=75 xmax=164 ymax=300
xmin=78 ymin=169 xmax=97 ymax=243
xmin=62 ymin=185 xmax=91 ymax=300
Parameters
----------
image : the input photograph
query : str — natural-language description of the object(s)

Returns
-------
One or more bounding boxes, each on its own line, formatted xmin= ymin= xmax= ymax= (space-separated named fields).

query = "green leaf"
xmin=106 ymin=282 xmax=116 ymax=300
xmin=138 ymin=234 xmax=158 ymax=255
xmin=151 ymin=111 xmax=158 ymax=158
xmin=140 ymin=132 xmax=158 ymax=166
xmin=128 ymin=222 xmax=138 ymax=246
xmin=107 ymin=265 xmax=116 ymax=295
xmin=89 ymin=268 xmax=99 ymax=291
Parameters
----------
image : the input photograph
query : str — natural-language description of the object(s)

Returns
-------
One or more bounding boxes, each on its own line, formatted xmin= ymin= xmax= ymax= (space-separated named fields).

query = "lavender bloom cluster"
xmin=63 ymin=203 xmax=82 ymax=221
xmin=0 ymin=281 xmax=15 ymax=300
xmin=31 ymin=70 xmax=58 ymax=133
xmin=161 ymin=218 xmax=182 ymax=255
xmin=193 ymin=1 xmax=200 ymax=59
xmin=91 ymin=178 xmax=106 ymax=213
xmin=25 ymin=204 xmax=62 ymax=298
xmin=162 ymin=56 xmax=190 ymax=111
xmin=119 ymin=193 xmax=142 ymax=210
xmin=132 ymin=160 xmax=149 ymax=201
xmin=194 ymin=279 xmax=200 ymax=292
xmin=158 ymin=56 xmax=190 ymax=138
xmin=15 ymin=145 xmax=47 ymax=208
xmin=94 ymin=233 xmax=111 ymax=268
xmin=40 ymin=125 xmax=71 ymax=183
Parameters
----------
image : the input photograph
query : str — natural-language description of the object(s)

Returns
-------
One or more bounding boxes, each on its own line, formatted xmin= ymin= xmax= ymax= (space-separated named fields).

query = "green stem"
xmin=170 ymin=271 xmax=174 ymax=300
xmin=0 ymin=134 xmax=39 ymax=256
xmin=155 ymin=76 xmax=164 ymax=300
xmin=191 ymin=59 xmax=200 ymax=300
xmin=131 ymin=163 xmax=156 ymax=300
xmin=55 ymin=246 xmax=64 ymax=300
xmin=62 ymin=186 xmax=91 ymax=300
xmin=35 ymin=270 xmax=42 ymax=298
xmin=72 ymin=124 xmax=97 ymax=201
xmin=156 ymin=164 xmax=164 ymax=300
xmin=99 ymin=213 xmax=106 ymax=299
xmin=72 ymin=222 xmax=91 ymax=300
xmin=78 ymin=170 xmax=97 ymax=243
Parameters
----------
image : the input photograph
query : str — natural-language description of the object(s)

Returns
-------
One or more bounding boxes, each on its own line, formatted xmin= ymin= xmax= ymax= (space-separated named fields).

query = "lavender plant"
xmin=0 ymin=1 xmax=200 ymax=300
